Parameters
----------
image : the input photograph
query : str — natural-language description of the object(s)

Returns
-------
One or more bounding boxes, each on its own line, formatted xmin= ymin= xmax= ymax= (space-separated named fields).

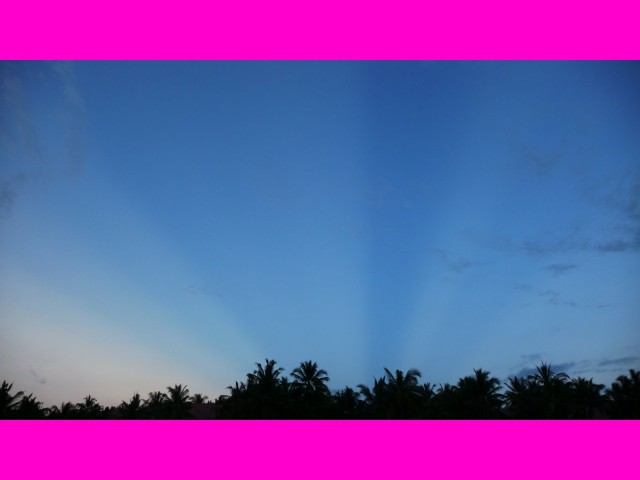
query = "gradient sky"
xmin=1 ymin=61 xmax=639 ymax=407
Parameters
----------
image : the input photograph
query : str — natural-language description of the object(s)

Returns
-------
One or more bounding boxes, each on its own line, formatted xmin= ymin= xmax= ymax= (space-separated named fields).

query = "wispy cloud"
xmin=509 ymin=355 xmax=637 ymax=383
xmin=474 ymin=162 xmax=640 ymax=257
xmin=538 ymin=289 xmax=577 ymax=307
xmin=513 ymin=360 xmax=586 ymax=379
xmin=362 ymin=180 xmax=414 ymax=210
xmin=184 ymin=285 xmax=218 ymax=298
xmin=520 ymin=353 xmax=542 ymax=362
xmin=513 ymin=366 xmax=538 ymax=378
xmin=507 ymin=129 xmax=567 ymax=178
xmin=514 ymin=284 xmax=533 ymax=292
xmin=553 ymin=361 xmax=580 ymax=373
xmin=430 ymin=248 xmax=479 ymax=274
xmin=583 ymin=166 xmax=640 ymax=253
xmin=523 ymin=149 xmax=565 ymax=177
xmin=487 ymin=229 xmax=638 ymax=257
xmin=595 ymin=234 xmax=640 ymax=253
xmin=478 ymin=235 xmax=590 ymax=257
xmin=30 ymin=369 xmax=46 ymax=385
xmin=506 ymin=353 xmax=541 ymax=379
xmin=597 ymin=356 xmax=640 ymax=367
xmin=546 ymin=263 xmax=578 ymax=276
xmin=584 ymin=166 xmax=640 ymax=220
xmin=515 ymin=284 xmax=608 ymax=309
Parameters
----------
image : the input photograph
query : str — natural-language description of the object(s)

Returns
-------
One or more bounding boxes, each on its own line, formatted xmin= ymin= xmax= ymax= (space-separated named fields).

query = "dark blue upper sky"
xmin=1 ymin=61 xmax=639 ymax=405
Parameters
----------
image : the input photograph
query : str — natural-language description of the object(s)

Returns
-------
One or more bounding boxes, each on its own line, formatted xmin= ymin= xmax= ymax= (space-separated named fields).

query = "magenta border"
xmin=1 ymin=0 xmax=639 ymax=476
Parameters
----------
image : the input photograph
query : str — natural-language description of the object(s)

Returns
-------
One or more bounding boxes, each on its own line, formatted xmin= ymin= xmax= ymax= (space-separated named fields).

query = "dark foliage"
xmin=3 ymin=362 xmax=640 ymax=419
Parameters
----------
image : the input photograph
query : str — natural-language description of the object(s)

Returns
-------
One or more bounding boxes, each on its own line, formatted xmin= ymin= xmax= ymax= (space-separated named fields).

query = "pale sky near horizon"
xmin=1 ymin=61 xmax=639 ymax=407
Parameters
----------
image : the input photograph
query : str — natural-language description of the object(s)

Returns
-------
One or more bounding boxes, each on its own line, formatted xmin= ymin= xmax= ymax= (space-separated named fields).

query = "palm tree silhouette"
xmin=226 ymin=381 xmax=245 ymax=398
xmin=76 ymin=395 xmax=103 ymax=419
xmin=6 ymin=357 xmax=636 ymax=419
xmin=570 ymin=377 xmax=605 ymax=419
xmin=504 ymin=376 xmax=536 ymax=418
xmin=215 ymin=381 xmax=248 ymax=419
xmin=531 ymin=362 xmax=569 ymax=387
xmin=119 ymin=393 xmax=144 ymax=419
xmin=245 ymin=359 xmax=287 ymax=418
xmin=357 ymin=376 xmax=388 ymax=419
xmin=528 ymin=362 xmax=571 ymax=419
xmin=383 ymin=368 xmax=422 ymax=419
xmin=59 ymin=401 xmax=78 ymax=419
xmin=433 ymin=383 xmax=459 ymax=419
xmin=607 ymin=369 xmax=640 ymax=419
xmin=290 ymin=360 xmax=331 ymax=418
xmin=190 ymin=393 xmax=209 ymax=404
xmin=247 ymin=359 xmax=284 ymax=395
xmin=145 ymin=391 xmax=168 ymax=419
xmin=0 ymin=381 xmax=24 ymax=419
xmin=291 ymin=361 xmax=330 ymax=397
xmin=165 ymin=384 xmax=193 ymax=419
xmin=333 ymin=387 xmax=361 ymax=419
xmin=416 ymin=383 xmax=437 ymax=418
xmin=455 ymin=369 xmax=502 ymax=419
xmin=17 ymin=393 xmax=45 ymax=419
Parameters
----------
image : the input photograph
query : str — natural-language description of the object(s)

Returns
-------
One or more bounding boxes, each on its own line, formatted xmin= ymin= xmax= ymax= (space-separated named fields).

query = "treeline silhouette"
xmin=2 ymin=360 xmax=639 ymax=419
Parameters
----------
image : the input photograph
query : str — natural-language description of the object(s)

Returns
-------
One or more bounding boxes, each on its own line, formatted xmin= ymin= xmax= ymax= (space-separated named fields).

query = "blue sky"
xmin=1 ymin=61 xmax=639 ymax=406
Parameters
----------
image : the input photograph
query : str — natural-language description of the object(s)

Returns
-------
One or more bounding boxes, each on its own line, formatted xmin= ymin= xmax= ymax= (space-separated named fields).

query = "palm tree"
xmin=215 ymin=381 xmax=247 ymax=419
xmin=165 ymin=384 xmax=193 ymax=419
xmin=291 ymin=361 xmax=331 ymax=397
xmin=383 ymin=368 xmax=422 ymax=419
xmin=226 ymin=381 xmax=245 ymax=398
xmin=455 ymin=369 xmax=503 ymax=419
xmin=290 ymin=360 xmax=331 ymax=418
xmin=531 ymin=362 xmax=570 ymax=388
xmin=357 ymin=376 xmax=388 ymax=419
xmin=58 ymin=401 xmax=78 ymax=419
xmin=416 ymin=383 xmax=437 ymax=418
xmin=0 ymin=381 xmax=24 ymax=419
xmin=45 ymin=404 xmax=60 ymax=419
xmin=144 ymin=391 xmax=167 ymax=419
xmin=528 ymin=362 xmax=571 ymax=418
xmin=432 ymin=383 xmax=460 ymax=419
xmin=17 ymin=394 xmax=45 ymax=419
xmin=76 ymin=395 xmax=103 ymax=419
xmin=504 ymin=376 xmax=538 ymax=419
xmin=190 ymin=393 xmax=209 ymax=404
xmin=333 ymin=387 xmax=361 ymax=419
xmin=607 ymin=369 xmax=640 ymax=419
xmin=245 ymin=359 xmax=288 ymax=418
xmin=120 ymin=393 xmax=144 ymax=419
xmin=247 ymin=358 xmax=285 ymax=395
xmin=570 ymin=377 xmax=605 ymax=419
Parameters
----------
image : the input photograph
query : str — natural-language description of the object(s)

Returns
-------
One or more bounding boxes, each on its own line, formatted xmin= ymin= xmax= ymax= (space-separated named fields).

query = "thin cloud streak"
xmin=546 ymin=263 xmax=578 ymax=276
xmin=598 ymin=356 xmax=640 ymax=367
xmin=430 ymin=248 xmax=483 ymax=274
xmin=29 ymin=369 xmax=46 ymax=385
xmin=538 ymin=289 xmax=577 ymax=307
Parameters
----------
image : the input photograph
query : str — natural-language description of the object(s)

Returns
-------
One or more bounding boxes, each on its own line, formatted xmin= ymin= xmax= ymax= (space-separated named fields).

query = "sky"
xmin=1 ymin=61 xmax=639 ymax=407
